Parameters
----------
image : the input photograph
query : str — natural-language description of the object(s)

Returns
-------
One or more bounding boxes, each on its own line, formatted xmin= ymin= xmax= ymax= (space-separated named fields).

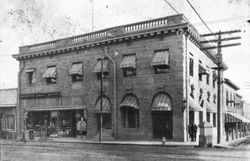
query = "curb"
xmin=0 ymin=139 xmax=197 ymax=148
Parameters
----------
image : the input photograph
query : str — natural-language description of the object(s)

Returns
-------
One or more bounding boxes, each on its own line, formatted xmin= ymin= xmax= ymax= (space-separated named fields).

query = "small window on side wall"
xmin=189 ymin=57 xmax=194 ymax=76
xmin=26 ymin=68 xmax=35 ymax=85
xmin=151 ymin=50 xmax=170 ymax=74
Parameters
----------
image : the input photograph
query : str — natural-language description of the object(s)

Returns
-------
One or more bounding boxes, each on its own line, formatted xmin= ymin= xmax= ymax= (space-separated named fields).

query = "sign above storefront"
xmin=20 ymin=92 xmax=61 ymax=99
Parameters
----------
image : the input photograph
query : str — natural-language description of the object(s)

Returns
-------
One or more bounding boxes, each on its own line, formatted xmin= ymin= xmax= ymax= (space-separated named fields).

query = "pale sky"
xmin=0 ymin=0 xmax=249 ymax=102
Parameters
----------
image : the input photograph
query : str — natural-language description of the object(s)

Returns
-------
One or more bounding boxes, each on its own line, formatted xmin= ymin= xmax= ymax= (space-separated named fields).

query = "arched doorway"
xmin=120 ymin=94 xmax=139 ymax=129
xmin=151 ymin=92 xmax=173 ymax=139
xmin=95 ymin=96 xmax=112 ymax=129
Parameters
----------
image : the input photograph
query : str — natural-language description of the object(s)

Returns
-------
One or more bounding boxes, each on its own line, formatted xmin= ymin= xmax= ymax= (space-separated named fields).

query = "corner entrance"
xmin=151 ymin=92 xmax=173 ymax=140
xmin=152 ymin=111 xmax=172 ymax=139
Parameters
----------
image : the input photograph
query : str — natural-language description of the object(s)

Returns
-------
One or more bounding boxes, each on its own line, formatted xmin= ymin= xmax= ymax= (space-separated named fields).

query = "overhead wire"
xmin=186 ymin=0 xmax=213 ymax=33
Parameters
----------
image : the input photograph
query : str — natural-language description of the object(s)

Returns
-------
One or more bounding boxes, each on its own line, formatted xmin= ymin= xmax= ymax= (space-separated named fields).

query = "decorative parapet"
xmin=18 ymin=14 xmax=186 ymax=55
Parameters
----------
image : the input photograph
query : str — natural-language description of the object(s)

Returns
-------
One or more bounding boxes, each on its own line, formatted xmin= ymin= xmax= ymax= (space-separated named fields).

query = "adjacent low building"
xmin=222 ymin=78 xmax=250 ymax=142
xmin=0 ymin=88 xmax=17 ymax=139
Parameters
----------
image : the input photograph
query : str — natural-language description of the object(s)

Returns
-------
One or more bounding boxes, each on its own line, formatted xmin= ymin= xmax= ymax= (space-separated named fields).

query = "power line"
xmin=163 ymin=0 xmax=179 ymax=14
xmin=186 ymin=0 xmax=213 ymax=33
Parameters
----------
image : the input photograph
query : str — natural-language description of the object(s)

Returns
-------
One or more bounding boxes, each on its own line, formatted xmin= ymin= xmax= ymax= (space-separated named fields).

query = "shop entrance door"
xmin=152 ymin=111 xmax=172 ymax=139
xmin=97 ymin=113 xmax=112 ymax=130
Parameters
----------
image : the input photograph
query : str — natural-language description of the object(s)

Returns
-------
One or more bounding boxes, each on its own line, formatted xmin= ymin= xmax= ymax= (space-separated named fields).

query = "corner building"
xmin=13 ymin=14 xmax=222 ymax=142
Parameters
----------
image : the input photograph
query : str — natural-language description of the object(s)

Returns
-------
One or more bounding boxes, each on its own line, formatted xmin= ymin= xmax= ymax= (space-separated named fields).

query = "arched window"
xmin=120 ymin=94 xmax=139 ymax=128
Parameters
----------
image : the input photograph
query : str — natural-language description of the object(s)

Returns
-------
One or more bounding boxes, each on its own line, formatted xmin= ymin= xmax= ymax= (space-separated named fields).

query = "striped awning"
xmin=69 ymin=63 xmax=83 ymax=75
xmin=42 ymin=66 xmax=56 ymax=78
xmin=95 ymin=97 xmax=111 ymax=113
xmin=120 ymin=55 xmax=136 ymax=69
xmin=120 ymin=95 xmax=139 ymax=109
xmin=151 ymin=93 xmax=172 ymax=111
xmin=189 ymin=97 xmax=202 ymax=111
xmin=93 ymin=59 xmax=109 ymax=73
xmin=206 ymin=102 xmax=216 ymax=113
xmin=151 ymin=50 xmax=169 ymax=66
xmin=26 ymin=105 xmax=86 ymax=112
xmin=226 ymin=112 xmax=250 ymax=123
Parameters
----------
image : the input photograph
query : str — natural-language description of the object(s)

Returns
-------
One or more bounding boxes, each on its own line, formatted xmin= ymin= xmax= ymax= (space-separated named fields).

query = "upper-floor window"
xmin=42 ymin=66 xmax=57 ymax=84
xmin=206 ymin=66 xmax=210 ymax=85
xmin=151 ymin=50 xmax=170 ymax=74
xmin=226 ymin=90 xmax=229 ymax=106
xmin=94 ymin=58 xmax=109 ymax=80
xmin=189 ymin=56 xmax=194 ymax=76
xmin=26 ymin=68 xmax=35 ymax=85
xmin=233 ymin=94 xmax=236 ymax=108
xmin=212 ymin=71 xmax=217 ymax=88
xmin=198 ymin=64 xmax=206 ymax=81
xmin=230 ymin=92 xmax=232 ymax=107
xmin=120 ymin=54 xmax=136 ymax=77
xmin=69 ymin=62 xmax=83 ymax=82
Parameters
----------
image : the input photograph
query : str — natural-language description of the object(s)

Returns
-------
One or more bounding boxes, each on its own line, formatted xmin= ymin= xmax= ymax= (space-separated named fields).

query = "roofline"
xmin=16 ymin=14 xmax=185 ymax=52
xmin=236 ymin=93 xmax=242 ymax=98
xmin=224 ymin=78 xmax=240 ymax=90
xmin=12 ymin=13 xmax=223 ymax=67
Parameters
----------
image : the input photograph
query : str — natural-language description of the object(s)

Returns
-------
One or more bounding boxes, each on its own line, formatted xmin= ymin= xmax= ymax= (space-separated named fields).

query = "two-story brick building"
xmin=13 ymin=14 xmax=227 ymax=142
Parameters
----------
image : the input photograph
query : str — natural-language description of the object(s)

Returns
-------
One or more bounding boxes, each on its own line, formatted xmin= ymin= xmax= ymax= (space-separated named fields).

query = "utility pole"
xmin=201 ymin=29 xmax=241 ymax=144
xmin=99 ymin=58 xmax=103 ymax=142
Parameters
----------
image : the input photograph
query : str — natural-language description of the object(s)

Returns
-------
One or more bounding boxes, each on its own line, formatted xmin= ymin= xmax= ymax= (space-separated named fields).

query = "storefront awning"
xmin=94 ymin=97 xmax=111 ymax=113
xmin=26 ymin=105 xmax=86 ymax=112
xmin=151 ymin=93 xmax=172 ymax=111
xmin=42 ymin=66 xmax=56 ymax=78
xmin=69 ymin=63 xmax=83 ymax=75
xmin=120 ymin=95 xmax=139 ymax=109
xmin=226 ymin=112 xmax=250 ymax=123
xmin=206 ymin=103 xmax=216 ymax=113
xmin=93 ymin=59 xmax=109 ymax=73
xmin=120 ymin=55 xmax=136 ymax=69
xmin=189 ymin=97 xmax=202 ymax=111
xmin=151 ymin=50 xmax=169 ymax=66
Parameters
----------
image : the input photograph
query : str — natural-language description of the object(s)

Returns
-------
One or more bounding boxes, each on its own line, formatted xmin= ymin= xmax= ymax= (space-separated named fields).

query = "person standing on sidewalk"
xmin=189 ymin=122 xmax=198 ymax=141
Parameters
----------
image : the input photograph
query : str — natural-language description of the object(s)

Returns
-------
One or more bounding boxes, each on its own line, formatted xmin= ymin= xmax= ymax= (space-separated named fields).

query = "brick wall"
xmin=18 ymin=30 xmax=186 ymax=141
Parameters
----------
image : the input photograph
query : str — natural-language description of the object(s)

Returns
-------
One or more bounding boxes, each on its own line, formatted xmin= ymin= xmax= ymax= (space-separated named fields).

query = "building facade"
xmin=14 ymin=14 xmax=227 ymax=142
xmin=222 ymin=78 xmax=250 ymax=142
xmin=0 ymin=88 xmax=17 ymax=139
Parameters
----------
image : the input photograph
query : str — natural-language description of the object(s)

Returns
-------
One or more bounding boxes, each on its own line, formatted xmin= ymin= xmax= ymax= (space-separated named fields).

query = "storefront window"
xmin=6 ymin=115 xmax=15 ymax=130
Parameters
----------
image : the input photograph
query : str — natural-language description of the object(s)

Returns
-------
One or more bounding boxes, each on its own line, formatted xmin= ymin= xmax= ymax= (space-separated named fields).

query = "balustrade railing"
xmin=19 ymin=15 xmax=182 ymax=54
xmin=124 ymin=18 xmax=168 ymax=32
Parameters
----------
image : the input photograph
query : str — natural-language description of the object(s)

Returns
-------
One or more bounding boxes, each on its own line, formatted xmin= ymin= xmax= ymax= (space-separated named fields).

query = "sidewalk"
xmin=213 ymin=136 xmax=249 ymax=148
xmin=0 ymin=137 xmax=198 ymax=147
xmin=51 ymin=137 xmax=198 ymax=147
